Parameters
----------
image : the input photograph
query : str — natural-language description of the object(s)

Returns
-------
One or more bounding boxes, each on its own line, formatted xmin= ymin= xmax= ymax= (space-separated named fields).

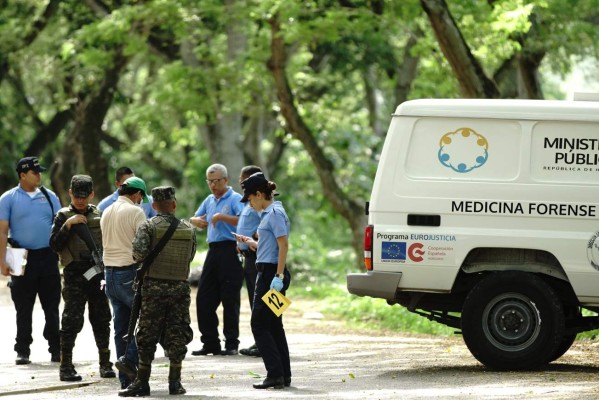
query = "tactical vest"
xmin=59 ymin=207 xmax=102 ymax=267
xmin=145 ymin=219 xmax=194 ymax=281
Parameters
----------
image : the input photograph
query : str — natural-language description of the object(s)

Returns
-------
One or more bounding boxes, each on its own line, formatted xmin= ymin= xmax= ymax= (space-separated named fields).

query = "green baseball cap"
xmin=122 ymin=176 xmax=149 ymax=203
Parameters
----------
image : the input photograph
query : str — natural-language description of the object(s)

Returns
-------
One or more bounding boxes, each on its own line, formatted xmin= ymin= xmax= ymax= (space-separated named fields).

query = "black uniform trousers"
xmin=241 ymin=250 xmax=258 ymax=309
xmin=9 ymin=247 xmax=61 ymax=356
xmin=251 ymin=263 xmax=291 ymax=379
xmin=196 ymin=241 xmax=243 ymax=351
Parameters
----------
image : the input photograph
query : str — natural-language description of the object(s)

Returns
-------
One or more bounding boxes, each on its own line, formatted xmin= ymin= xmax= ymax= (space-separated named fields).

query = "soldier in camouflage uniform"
xmin=119 ymin=186 xmax=196 ymax=397
xmin=49 ymin=175 xmax=115 ymax=381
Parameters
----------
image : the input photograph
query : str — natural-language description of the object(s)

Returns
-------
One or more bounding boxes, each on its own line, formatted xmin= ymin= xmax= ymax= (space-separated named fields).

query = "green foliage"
xmin=1 ymin=0 xmax=598 ymax=273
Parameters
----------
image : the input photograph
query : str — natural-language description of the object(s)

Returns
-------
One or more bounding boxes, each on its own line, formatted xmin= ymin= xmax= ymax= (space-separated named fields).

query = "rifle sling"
xmin=136 ymin=216 xmax=179 ymax=280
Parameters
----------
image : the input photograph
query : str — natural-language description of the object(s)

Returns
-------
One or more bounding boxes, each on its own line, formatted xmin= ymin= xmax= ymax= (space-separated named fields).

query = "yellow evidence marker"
xmin=262 ymin=289 xmax=292 ymax=317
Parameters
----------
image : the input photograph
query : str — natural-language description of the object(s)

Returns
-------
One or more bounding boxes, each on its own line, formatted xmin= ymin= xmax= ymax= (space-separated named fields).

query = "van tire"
xmin=461 ymin=271 xmax=564 ymax=370
xmin=549 ymin=334 xmax=577 ymax=363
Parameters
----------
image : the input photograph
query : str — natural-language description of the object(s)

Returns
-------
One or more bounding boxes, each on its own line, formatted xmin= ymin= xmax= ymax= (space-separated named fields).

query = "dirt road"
xmin=1 ymin=281 xmax=599 ymax=399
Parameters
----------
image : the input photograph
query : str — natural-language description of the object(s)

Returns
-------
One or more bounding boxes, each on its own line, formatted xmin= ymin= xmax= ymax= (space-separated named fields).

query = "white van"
xmin=347 ymin=97 xmax=599 ymax=370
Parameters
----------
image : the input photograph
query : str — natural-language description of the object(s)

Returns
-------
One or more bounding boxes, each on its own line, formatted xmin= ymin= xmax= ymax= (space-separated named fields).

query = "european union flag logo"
xmin=381 ymin=242 xmax=406 ymax=261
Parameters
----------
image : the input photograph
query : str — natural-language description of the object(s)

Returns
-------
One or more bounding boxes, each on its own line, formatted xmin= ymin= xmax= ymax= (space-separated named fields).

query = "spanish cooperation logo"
xmin=438 ymin=128 xmax=489 ymax=173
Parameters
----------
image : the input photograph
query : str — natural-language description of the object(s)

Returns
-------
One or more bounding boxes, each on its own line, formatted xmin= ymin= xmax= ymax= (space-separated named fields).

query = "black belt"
xmin=26 ymin=247 xmax=52 ymax=255
xmin=255 ymin=262 xmax=277 ymax=272
xmin=208 ymin=241 xmax=236 ymax=249
xmin=105 ymin=263 xmax=138 ymax=271
xmin=240 ymin=250 xmax=256 ymax=257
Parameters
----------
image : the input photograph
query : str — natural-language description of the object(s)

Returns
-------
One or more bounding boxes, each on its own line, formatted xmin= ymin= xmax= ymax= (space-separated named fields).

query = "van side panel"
xmin=368 ymin=113 xmax=599 ymax=303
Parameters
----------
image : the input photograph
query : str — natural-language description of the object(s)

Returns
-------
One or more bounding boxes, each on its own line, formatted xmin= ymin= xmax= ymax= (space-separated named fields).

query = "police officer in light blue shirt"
xmin=236 ymin=172 xmax=291 ymax=389
xmin=97 ymin=166 xmax=156 ymax=219
xmin=190 ymin=163 xmax=244 ymax=356
xmin=0 ymin=156 xmax=62 ymax=365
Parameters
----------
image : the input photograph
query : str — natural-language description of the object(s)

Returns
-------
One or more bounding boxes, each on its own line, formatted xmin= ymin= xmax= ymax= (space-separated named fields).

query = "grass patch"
xmin=289 ymin=282 xmax=456 ymax=336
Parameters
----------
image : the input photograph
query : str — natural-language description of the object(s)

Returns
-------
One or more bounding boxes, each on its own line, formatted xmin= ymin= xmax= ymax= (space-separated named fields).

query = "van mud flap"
xmin=346 ymin=271 xmax=402 ymax=301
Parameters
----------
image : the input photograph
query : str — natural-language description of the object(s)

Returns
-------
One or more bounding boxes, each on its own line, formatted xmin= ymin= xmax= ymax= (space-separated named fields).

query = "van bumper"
xmin=346 ymin=271 xmax=402 ymax=301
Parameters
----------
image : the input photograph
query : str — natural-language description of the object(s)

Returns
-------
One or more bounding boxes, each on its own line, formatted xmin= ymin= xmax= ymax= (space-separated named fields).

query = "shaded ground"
xmin=1 ymin=276 xmax=599 ymax=399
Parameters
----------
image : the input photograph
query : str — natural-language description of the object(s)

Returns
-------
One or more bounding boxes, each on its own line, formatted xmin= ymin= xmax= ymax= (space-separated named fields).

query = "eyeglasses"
xmin=206 ymin=177 xmax=225 ymax=185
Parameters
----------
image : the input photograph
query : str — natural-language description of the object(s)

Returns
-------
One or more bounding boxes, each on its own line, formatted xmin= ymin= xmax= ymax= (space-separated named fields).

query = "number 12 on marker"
xmin=262 ymin=289 xmax=292 ymax=317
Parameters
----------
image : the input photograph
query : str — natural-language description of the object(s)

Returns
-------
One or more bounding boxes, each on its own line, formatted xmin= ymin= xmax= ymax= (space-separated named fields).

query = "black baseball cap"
xmin=240 ymin=172 xmax=268 ymax=203
xmin=16 ymin=157 xmax=47 ymax=173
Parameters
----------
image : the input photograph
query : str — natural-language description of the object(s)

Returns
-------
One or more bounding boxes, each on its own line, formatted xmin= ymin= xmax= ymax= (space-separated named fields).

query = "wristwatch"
xmin=275 ymin=273 xmax=285 ymax=279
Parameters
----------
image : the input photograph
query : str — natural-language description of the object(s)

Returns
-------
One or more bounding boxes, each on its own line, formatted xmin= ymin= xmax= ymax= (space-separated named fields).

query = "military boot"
xmin=118 ymin=362 xmax=151 ymax=397
xmin=59 ymin=352 xmax=82 ymax=382
xmin=115 ymin=356 xmax=138 ymax=382
xmin=118 ymin=379 xmax=150 ymax=397
xmin=168 ymin=363 xmax=186 ymax=395
xmin=99 ymin=348 xmax=116 ymax=378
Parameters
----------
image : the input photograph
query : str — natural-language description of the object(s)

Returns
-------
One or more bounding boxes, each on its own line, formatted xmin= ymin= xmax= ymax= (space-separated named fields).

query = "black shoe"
xmin=118 ymin=380 xmax=150 ymax=397
xmin=191 ymin=347 xmax=221 ymax=356
xmin=168 ymin=381 xmax=186 ymax=395
xmin=100 ymin=363 xmax=116 ymax=378
xmin=51 ymin=351 xmax=60 ymax=363
xmin=220 ymin=348 xmax=238 ymax=356
xmin=120 ymin=380 xmax=131 ymax=390
xmin=15 ymin=353 xmax=31 ymax=365
xmin=115 ymin=356 xmax=138 ymax=381
xmin=59 ymin=367 xmax=82 ymax=382
xmin=253 ymin=376 xmax=285 ymax=389
xmin=285 ymin=376 xmax=291 ymax=387
xmin=239 ymin=345 xmax=261 ymax=357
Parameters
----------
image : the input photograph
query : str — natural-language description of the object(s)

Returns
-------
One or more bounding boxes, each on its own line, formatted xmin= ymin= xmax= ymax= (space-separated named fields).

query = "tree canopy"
xmin=0 ymin=0 xmax=597 ymax=269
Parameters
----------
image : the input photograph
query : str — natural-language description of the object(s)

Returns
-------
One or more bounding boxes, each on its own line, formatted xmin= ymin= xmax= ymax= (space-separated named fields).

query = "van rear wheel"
xmin=461 ymin=271 xmax=564 ymax=370
xmin=548 ymin=303 xmax=580 ymax=362
xmin=549 ymin=334 xmax=577 ymax=363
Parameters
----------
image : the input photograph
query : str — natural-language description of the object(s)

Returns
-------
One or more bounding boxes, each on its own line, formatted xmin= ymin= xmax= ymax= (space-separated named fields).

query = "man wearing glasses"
xmin=190 ymin=164 xmax=243 ymax=356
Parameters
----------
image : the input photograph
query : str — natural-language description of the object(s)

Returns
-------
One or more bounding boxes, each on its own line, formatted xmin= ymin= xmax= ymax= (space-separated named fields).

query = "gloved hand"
xmin=270 ymin=276 xmax=284 ymax=291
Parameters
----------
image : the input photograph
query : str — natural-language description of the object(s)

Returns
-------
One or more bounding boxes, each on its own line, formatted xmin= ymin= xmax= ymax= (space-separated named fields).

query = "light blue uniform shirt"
xmin=0 ymin=185 xmax=61 ymax=249
xmin=97 ymin=189 xmax=157 ymax=218
xmin=194 ymin=187 xmax=243 ymax=243
xmin=256 ymin=201 xmax=290 ymax=264
xmin=236 ymin=204 xmax=261 ymax=251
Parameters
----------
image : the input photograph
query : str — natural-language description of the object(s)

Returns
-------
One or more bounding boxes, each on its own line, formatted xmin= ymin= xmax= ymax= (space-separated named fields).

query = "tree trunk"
xmin=52 ymin=52 xmax=127 ymax=203
xmin=268 ymin=15 xmax=366 ymax=268
xmin=420 ymin=0 xmax=500 ymax=98
xmin=394 ymin=31 xmax=421 ymax=109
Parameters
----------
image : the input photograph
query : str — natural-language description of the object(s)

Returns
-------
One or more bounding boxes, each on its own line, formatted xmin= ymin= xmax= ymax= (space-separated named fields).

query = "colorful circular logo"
xmin=438 ymin=128 xmax=488 ymax=173
xmin=587 ymin=231 xmax=599 ymax=271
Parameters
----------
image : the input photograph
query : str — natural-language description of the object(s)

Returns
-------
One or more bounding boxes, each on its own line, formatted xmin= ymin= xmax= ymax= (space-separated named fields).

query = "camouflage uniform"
xmin=49 ymin=175 xmax=114 ymax=381
xmin=122 ymin=186 xmax=196 ymax=397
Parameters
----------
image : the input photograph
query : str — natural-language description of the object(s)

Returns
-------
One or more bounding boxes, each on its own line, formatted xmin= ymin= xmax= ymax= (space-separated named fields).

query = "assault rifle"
xmin=115 ymin=216 xmax=179 ymax=381
xmin=71 ymin=223 xmax=104 ymax=280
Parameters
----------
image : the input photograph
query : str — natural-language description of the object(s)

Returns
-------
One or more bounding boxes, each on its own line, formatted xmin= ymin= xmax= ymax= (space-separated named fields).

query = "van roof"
xmin=395 ymin=99 xmax=599 ymax=122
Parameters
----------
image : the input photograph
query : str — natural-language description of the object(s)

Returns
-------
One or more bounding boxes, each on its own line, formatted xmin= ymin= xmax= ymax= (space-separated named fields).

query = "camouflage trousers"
xmin=136 ymin=278 xmax=193 ymax=363
xmin=60 ymin=265 xmax=111 ymax=351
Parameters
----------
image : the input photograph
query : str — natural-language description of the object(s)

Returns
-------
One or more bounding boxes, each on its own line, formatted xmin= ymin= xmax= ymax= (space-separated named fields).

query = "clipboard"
xmin=5 ymin=247 xmax=28 ymax=276
xmin=261 ymin=289 xmax=291 ymax=317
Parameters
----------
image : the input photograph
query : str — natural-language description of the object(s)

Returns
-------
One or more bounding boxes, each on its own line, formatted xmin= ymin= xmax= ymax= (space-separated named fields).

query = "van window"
xmin=405 ymin=118 xmax=521 ymax=181
xmin=530 ymin=121 xmax=599 ymax=184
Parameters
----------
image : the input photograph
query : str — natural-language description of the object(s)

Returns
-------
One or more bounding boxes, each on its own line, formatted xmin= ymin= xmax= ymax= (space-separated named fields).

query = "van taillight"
xmin=364 ymin=225 xmax=373 ymax=270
